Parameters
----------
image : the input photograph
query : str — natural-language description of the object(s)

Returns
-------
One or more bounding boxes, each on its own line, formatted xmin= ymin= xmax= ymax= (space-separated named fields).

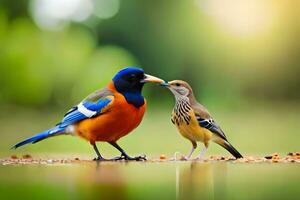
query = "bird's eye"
xmin=176 ymin=83 xmax=181 ymax=87
xmin=129 ymin=74 xmax=137 ymax=81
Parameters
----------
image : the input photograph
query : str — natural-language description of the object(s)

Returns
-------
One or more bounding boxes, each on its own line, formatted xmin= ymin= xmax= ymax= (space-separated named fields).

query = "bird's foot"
xmin=93 ymin=156 xmax=110 ymax=161
xmin=112 ymin=153 xmax=147 ymax=161
xmin=180 ymin=156 xmax=190 ymax=161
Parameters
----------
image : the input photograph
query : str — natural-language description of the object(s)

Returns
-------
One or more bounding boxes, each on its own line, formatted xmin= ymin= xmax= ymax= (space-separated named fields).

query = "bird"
xmin=12 ymin=67 xmax=164 ymax=161
xmin=161 ymin=80 xmax=243 ymax=160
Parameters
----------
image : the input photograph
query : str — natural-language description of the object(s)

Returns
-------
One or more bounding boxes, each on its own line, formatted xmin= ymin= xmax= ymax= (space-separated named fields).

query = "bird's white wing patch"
xmin=77 ymin=102 xmax=97 ymax=117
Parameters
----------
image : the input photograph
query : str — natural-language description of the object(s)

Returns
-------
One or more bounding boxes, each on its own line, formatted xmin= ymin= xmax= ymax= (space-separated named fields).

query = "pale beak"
xmin=160 ymin=82 xmax=169 ymax=87
xmin=141 ymin=74 xmax=165 ymax=84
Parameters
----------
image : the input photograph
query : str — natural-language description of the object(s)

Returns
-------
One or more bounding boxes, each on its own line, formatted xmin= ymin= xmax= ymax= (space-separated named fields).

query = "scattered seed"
xmin=159 ymin=154 xmax=167 ymax=160
xmin=1 ymin=151 xmax=300 ymax=165
xmin=265 ymin=156 xmax=272 ymax=159
xmin=47 ymin=159 xmax=53 ymax=164
xmin=22 ymin=154 xmax=32 ymax=159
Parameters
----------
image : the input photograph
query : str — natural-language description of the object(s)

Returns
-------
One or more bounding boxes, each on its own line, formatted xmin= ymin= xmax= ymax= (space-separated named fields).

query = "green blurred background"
xmin=0 ymin=1 xmax=299 ymax=199
xmin=1 ymin=0 xmax=299 ymax=158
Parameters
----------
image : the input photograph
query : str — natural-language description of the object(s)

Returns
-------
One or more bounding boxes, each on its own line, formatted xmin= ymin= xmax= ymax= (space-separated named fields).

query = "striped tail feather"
xmin=12 ymin=126 xmax=65 ymax=149
xmin=222 ymin=141 xmax=243 ymax=159
xmin=215 ymin=139 xmax=243 ymax=159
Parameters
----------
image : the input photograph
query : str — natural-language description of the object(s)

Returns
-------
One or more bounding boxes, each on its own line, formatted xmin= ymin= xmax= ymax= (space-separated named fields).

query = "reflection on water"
xmin=0 ymin=161 xmax=299 ymax=200
xmin=75 ymin=161 xmax=128 ymax=200
xmin=73 ymin=161 xmax=228 ymax=200
xmin=176 ymin=162 xmax=227 ymax=200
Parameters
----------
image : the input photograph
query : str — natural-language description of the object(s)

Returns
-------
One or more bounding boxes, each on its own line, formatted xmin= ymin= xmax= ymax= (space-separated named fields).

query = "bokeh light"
xmin=198 ymin=0 xmax=275 ymax=36
xmin=30 ymin=0 xmax=93 ymax=30
xmin=30 ymin=0 xmax=120 ymax=30
xmin=92 ymin=0 xmax=120 ymax=19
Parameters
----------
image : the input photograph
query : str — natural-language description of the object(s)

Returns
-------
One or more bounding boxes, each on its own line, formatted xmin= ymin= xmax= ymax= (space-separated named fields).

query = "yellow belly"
xmin=174 ymin=110 xmax=213 ymax=144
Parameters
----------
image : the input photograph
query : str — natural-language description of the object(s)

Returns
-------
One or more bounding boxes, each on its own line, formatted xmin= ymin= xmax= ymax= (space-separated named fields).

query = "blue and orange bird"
xmin=12 ymin=67 xmax=164 ymax=161
xmin=161 ymin=80 xmax=243 ymax=160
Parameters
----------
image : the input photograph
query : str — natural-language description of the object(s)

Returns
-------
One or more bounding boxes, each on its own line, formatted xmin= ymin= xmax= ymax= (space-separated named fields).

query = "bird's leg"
xmin=92 ymin=143 xmax=108 ymax=161
xmin=194 ymin=143 xmax=208 ymax=160
xmin=182 ymin=141 xmax=197 ymax=160
xmin=109 ymin=142 xmax=147 ymax=161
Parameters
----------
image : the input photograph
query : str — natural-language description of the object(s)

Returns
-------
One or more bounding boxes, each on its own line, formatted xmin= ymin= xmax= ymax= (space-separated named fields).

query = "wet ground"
xmin=2 ymin=152 xmax=300 ymax=165
xmin=0 ymin=153 xmax=299 ymax=200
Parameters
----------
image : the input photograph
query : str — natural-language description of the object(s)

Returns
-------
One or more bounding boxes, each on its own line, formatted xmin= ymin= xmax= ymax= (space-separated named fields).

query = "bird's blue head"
xmin=112 ymin=67 xmax=164 ymax=108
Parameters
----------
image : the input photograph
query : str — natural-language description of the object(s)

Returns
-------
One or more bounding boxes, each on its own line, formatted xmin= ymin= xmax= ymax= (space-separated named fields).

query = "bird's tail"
xmin=215 ymin=139 xmax=243 ymax=159
xmin=12 ymin=126 xmax=66 ymax=149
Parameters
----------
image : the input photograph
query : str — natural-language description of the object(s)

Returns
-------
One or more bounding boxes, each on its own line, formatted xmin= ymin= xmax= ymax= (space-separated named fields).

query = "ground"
xmin=0 ymin=155 xmax=299 ymax=200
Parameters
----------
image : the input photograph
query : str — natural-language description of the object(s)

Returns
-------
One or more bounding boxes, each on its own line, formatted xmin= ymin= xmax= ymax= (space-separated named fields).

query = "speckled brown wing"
xmin=191 ymin=101 xmax=228 ymax=141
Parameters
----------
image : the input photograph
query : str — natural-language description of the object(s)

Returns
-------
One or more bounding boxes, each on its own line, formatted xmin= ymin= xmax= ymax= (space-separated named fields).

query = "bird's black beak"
xmin=140 ymin=74 xmax=165 ymax=84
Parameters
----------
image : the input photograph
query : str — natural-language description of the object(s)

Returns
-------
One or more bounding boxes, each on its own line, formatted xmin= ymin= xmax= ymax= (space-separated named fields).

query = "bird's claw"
xmin=131 ymin=154 xmax=147 ymax=161
xmin=180 ymin=156 xmax=190 ymax=161
xmin=93 ymin=157 xmax=109 ymax=161
xmin=111 ymin=155 xmax=125 ymax=161
xmin=112 ymin=153 xmax=147 ymax=161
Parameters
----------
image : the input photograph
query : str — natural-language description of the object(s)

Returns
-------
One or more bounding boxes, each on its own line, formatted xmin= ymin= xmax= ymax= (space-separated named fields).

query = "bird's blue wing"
xmin=57 ymin=87 xmax=114 ymax=128
xmin=197 ymin=117 xmax=227 ymax=141
xmin=12 ymin=87 xmax=113 ymax=149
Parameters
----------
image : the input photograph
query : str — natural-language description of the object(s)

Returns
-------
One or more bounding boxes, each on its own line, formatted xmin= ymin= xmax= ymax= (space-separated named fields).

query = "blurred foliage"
xmin=0 ymin=0 xmax=300 ymax=108
xmin=0 ymin=7 xmax=138 ymax=107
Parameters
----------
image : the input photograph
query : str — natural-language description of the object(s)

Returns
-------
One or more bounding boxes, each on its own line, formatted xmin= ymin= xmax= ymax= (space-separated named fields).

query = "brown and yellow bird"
xmin=161 ymin=80 xmax=243 ymax=160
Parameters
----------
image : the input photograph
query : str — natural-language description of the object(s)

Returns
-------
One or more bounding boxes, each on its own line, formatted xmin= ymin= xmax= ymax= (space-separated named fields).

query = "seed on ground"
xmin=1 ymin=152 xmax=299 ymax=165
xmin=22 ymin=154 xmax=32 ymax=159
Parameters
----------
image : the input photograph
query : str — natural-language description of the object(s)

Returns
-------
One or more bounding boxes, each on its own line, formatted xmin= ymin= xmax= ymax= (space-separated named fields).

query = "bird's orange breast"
xmin=75 ymin=83 xmax=146 ymax=144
